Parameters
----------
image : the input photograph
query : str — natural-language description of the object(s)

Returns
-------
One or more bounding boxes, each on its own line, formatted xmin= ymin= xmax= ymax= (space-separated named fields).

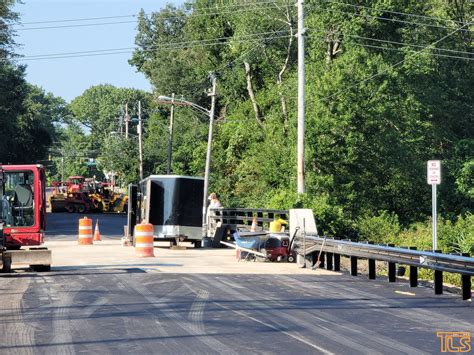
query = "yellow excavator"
xmin=88 ymin=183 xmax=128 ymax=213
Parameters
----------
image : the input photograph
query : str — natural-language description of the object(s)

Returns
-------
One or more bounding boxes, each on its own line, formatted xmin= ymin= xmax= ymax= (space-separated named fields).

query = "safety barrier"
xmin=208 ymin=208 xmax=288 ymax=235
xmin=294 ymin=235 xmax=473 ymax=300
xmin=134 ymin=222 xmax=155 ymax=257
xmin=78 ymin=217 xmax=93 ymax=245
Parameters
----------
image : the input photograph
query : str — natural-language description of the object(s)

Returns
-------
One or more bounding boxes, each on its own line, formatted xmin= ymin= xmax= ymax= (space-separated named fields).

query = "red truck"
xmin=0 ymin=164 xmax=51 ymax=272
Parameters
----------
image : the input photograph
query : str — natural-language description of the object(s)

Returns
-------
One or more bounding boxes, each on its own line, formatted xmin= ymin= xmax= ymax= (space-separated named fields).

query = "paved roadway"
xmin=0 ymin=213 xmax=472 ymax=354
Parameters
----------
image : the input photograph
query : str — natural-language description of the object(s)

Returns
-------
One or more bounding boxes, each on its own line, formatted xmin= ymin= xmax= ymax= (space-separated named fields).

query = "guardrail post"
xmin=326 ymin=252 xmax=333 ymax=270
xmin=434 ymin=250 xmax=443 ymax=295
xmin=319 ymin=252 xmax=325 ymax=269
xmin=368 ymin=242 xmax=376 ymax=280
xmin=334 ymin=253 xmax=340 ymax=271
xmin=350 ymin=256 xmax=358 ymax=276
xmin=312 ymin=252 xmax=319 ymax=268
xmin=461 ymin=253 xmax=471 ymax=301
xmin=409 ymin=246 xmax=418 ymax=287
xmin=387 ymin=243 xmax=396 ymax=282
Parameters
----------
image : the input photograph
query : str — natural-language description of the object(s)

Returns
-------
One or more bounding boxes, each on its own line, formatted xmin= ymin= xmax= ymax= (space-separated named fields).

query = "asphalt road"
xmin=45 ymin=212 xmax=127 ymax=240
xmin=0 ymin=213 xmax=472 ymax=354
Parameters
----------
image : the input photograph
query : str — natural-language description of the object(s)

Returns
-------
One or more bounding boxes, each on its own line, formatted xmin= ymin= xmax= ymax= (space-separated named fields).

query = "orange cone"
xmin=93 ymin=219 xmax=101 ymax=242
xmin=250 ymin=216 xmax=257 ymax=232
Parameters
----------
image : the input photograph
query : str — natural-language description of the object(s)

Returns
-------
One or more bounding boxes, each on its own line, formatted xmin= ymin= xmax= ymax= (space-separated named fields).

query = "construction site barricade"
xmin=78 ymin=216 xmax=93 ymax=245
xmin=134 ymin=222 xmax=155 ymax=257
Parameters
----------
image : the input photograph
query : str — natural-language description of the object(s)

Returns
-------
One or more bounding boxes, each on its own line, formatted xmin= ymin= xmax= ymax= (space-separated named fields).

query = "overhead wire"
xmin=314 ymin=6 xmax=473 ymax=33
xmin=13 ymin=1 xmax=292 ymax=30
xmin=3 ymin=30 xmax=292 ymax=61
xmin=306 ymin=33 xmax=473 ymax=61
xmin=321 ymin=0 xmax=471 ymax=26
xmin=307 ymin=21 xmax=472 ymax=108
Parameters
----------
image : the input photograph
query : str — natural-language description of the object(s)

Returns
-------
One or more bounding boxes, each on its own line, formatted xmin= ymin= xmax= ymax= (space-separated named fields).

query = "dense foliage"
xmin=128 ymin=0 xmax=473 ymax=240
xmin=0 ymin=2 xmax=65 ymax=166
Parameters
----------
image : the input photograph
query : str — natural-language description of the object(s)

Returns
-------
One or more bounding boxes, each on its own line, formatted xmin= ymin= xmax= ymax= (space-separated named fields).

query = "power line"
xmin=316 ymin=6 xmax=473 ymax=33
xmin=322 ymin=0 xmax=471 ymax=26
xmin=16 ymin=20 xmax=137 ymax=31
xmin=9 ymin=24 xmax=470 ymax=63
xmin=4 ymin=31 xmax=292 ymax=62
xmin=350 ymin=42 xmax=474 ymax=61
xmin=13 ymin=1 xmax=291 ymax=30
xmin=344 ymin=34 xmax=473 ymax=56
xmin=306 ymin=34 xmax=473 ymax=61
xmin=15 ymin=14 xmax=137 ymax=25
xmin=312 ymin=22 xmax=472 ymax=105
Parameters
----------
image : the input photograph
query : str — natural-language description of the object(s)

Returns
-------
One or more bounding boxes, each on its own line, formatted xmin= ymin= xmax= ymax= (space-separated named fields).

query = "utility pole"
xmin=61 ymin=153 xmax=64 ymax=182
xmin=202 ymin=75 xmax=217 ymax=238
xmin=138 ymin=101 xmax=144 ymax=181
xmin=297 ymin=0 xmax=306 ymax=194
xmin=125 ymin=103 xmax=130 ymax=139
xmin=167 ymin=93 xmax=175 ymax=174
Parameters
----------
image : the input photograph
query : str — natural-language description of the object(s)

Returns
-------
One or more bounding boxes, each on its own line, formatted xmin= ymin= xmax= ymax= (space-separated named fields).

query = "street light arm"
xmin=157 ymin=95 xmax=211 ymax=117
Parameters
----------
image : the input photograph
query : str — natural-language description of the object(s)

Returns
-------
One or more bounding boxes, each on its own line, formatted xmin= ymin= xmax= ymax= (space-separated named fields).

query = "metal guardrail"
xmin=294 ymin=235 xmax=473 ymax=300
xmin=208 ymin=208 xmax=288 ymax=238
xmin=209 ymin=208 xmax=288 ymax=224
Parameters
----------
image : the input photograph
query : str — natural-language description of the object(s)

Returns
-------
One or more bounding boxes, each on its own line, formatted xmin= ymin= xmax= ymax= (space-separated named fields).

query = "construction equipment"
xmin=88 ymin=183 xmax=128 ymax=213
xmin=49 ymin=189 xmax=95 ymax=213
xmin=49 ymin=178 xmax=127 ymax=214
xmin=0 ymin=164 xmax=52 ymax=272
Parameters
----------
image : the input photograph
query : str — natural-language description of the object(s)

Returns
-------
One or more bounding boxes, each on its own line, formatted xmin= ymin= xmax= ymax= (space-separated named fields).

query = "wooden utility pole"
xmin=125 ymin=103 xmax=130 ymax=139
xmin=138 ymin=101 xmax=144 ymax=181
xmin=167 ymin=93 xmax=175 ymax=174
xmin=297 ymin=0 xmax=305 ymax=194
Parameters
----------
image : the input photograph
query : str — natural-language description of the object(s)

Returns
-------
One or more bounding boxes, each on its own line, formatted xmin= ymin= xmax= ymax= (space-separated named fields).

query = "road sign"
xmin=427 ymin=160 xmax=441 ymax=185
xmin=427 ymin=160 xmax=441 ymax=251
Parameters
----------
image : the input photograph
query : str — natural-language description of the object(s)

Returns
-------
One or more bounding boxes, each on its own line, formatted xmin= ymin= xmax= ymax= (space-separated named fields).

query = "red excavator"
xmin=0 ymin=164 xmax=51 ymax=272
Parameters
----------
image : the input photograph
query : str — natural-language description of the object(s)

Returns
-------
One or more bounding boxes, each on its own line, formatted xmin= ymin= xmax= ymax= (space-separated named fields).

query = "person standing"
xmin=207 ymin=192 xmax=222 ymax=237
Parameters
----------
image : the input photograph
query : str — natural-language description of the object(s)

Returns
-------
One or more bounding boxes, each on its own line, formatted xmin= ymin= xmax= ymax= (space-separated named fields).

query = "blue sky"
xmin=14 ymin=0 xmax=184 ymax=102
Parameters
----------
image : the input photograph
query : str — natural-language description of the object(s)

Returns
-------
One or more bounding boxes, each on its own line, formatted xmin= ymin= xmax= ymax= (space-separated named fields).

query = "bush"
xmin=439 ymin=213 xmax=474 ymax=254
xmin=357 ymin=211 xmax=400 ymax=244
xmin=267 ymin=191 xmax=353 ymax=237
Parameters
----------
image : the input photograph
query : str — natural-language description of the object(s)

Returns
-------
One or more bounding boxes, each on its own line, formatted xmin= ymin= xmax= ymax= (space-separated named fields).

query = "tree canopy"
xmin=129 ymin=0 xmax=473 ymax=235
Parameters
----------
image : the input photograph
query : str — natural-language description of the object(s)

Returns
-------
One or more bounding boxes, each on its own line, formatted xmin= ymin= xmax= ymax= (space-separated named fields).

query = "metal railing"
xmin=208 ymin=207 xmax=288 ymax=236
xmin=294 ymin=235 xmax=473 ymax=300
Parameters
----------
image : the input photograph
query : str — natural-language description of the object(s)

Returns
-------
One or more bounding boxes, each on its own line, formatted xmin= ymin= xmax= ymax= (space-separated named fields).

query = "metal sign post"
xmin=427 ymin=160 xmax=441 ymax=251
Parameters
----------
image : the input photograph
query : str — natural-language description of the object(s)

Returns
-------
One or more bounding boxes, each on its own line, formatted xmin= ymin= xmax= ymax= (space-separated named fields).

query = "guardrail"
xmin=209 ymin=208 xmax=288 ymax=225
xmin=208 ymin=208 xmax=288 ymax=237
xmin=294 ymin=235 xmax=473 ymax=300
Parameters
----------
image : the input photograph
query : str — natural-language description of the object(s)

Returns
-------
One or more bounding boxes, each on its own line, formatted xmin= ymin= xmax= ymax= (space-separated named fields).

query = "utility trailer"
xmin=0 ymin=164 xmax=52 ymax=272
xmin=134 ymin=175 xmax=204 ymax=247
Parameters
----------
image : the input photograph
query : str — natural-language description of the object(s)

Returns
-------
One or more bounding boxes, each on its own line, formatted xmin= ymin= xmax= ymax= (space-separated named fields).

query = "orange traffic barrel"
xmin=78 ymin=216 xmax=93 ymax=245
xmin=134 ymin=222 xmax=155 ymax=257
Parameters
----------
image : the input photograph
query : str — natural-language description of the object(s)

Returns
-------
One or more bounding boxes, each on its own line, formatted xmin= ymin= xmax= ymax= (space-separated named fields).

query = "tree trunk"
xmin=277 ymin=10 xmax=293 ymax=130
xmin=244 ymin=61 xmax=263 ymax=126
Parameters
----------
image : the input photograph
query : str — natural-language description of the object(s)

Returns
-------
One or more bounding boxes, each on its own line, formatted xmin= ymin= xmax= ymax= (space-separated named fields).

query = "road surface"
xmin=0 ymin=213 xmax=472 ymax=354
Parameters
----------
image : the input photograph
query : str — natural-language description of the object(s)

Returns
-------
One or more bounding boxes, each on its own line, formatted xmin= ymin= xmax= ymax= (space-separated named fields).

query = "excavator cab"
xmin=0 ymin=165 xmax=46 ymax=248
xmin=0 ymin=165 xmax=50 ymax=273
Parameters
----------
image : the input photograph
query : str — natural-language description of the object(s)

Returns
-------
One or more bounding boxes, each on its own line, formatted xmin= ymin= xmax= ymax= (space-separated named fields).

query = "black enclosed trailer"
xmin=136 ymin=175 xmax=204 ymax=246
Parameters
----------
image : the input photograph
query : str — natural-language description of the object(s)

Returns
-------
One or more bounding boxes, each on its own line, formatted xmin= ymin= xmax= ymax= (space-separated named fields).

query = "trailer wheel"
xmin=30 ymin=265 xmax=51 ymax=272
xmin=76 ymin=204 xmax=86 ymax=213
xmin=65 ymin=204 xmax=76 ymax=213
xmin=1 ymin=256 xmax=12 ymax=273
xmin=194 ymin=241 xmax=202 ymax=248
xmin=287 ymin=255 xmax=295 ymax=263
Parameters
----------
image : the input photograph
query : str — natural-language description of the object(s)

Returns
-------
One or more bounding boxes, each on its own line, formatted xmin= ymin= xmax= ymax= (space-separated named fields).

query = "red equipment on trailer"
xmin=0 ymin=164 xmax=51 ymax=272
